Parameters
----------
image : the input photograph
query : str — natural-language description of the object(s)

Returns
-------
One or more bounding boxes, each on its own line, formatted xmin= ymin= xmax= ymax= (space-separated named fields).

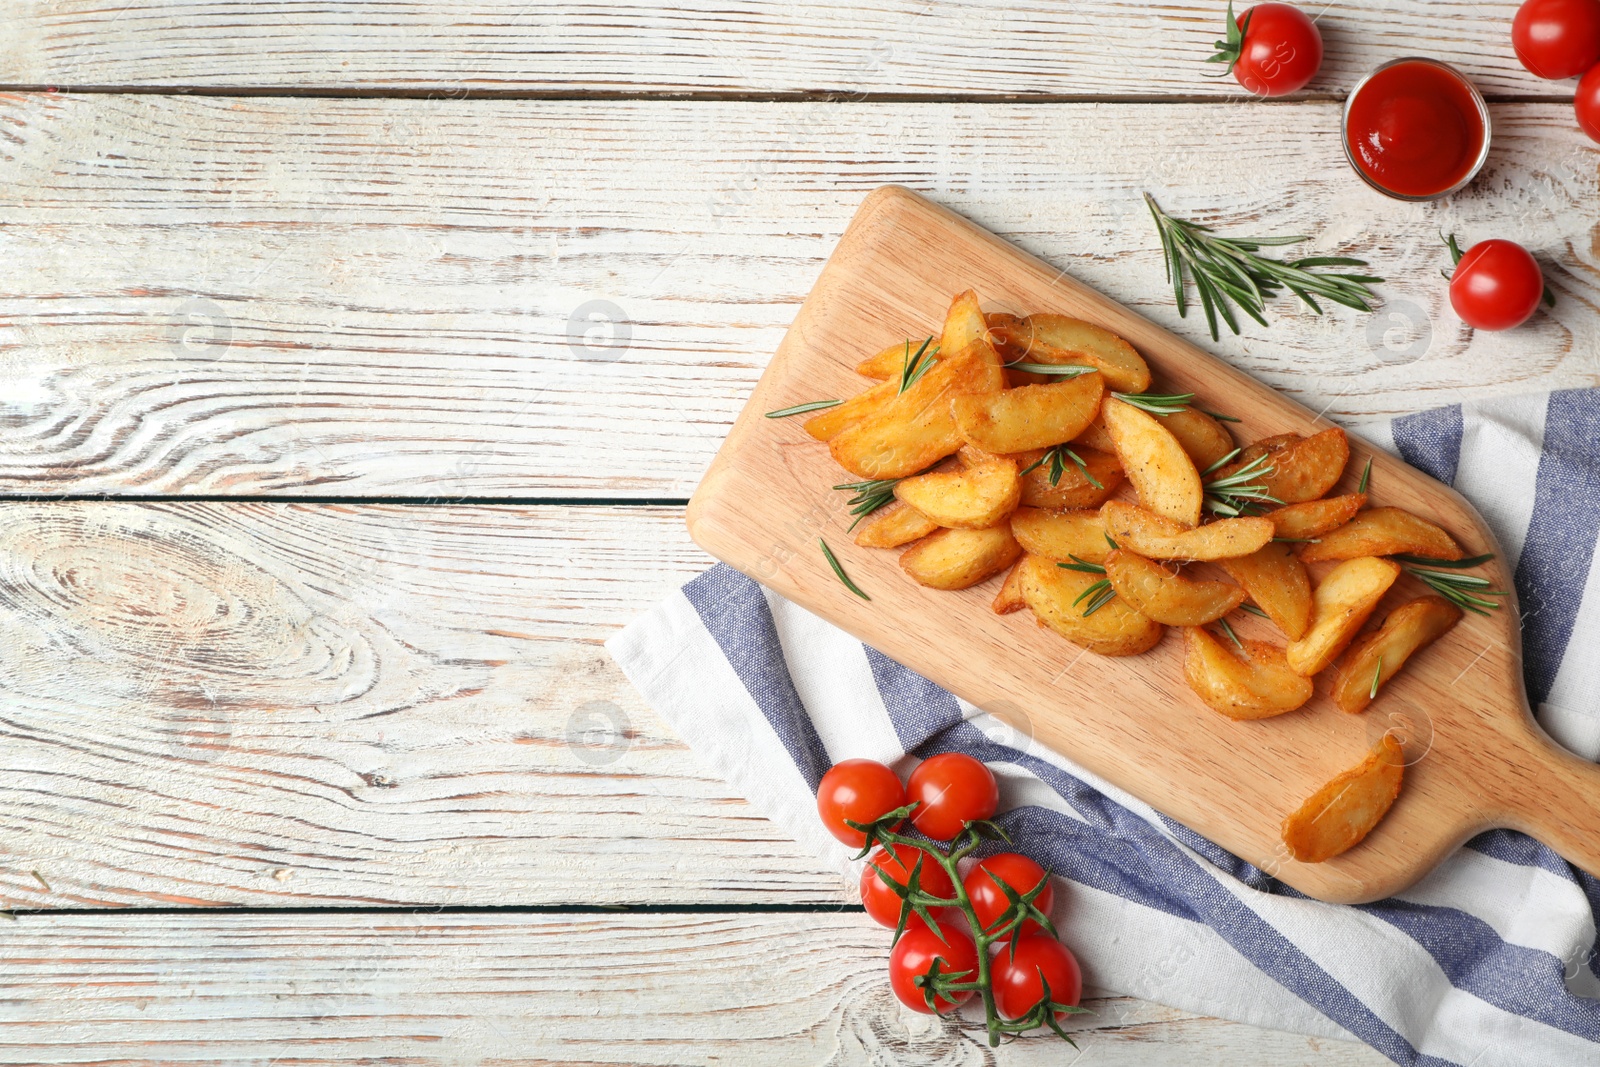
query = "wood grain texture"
xmin=688 ymin=185 xmax=1600 ymax=904
xmin=0 ymin=501 xmax=851 ymax=908
xmin=0 ymin=0 xmax=1565 ymax=99
xmin=2 ymin=95 xmax=1598 ymax=496
xmin=0 ymin=911 xmax=1387 ymax=1066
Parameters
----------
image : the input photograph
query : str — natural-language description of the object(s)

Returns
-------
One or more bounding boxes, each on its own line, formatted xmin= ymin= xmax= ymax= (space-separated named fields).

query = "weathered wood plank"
xmin=0 ymin=911 xmax=1388 ymax=1066
xmin=0 ymin=501 xmax=852 ymax=908
xmin=3 ymin=95 xmax=1596 ymax=497
xmin=0 ymin=0 xmax=1561 ymax=99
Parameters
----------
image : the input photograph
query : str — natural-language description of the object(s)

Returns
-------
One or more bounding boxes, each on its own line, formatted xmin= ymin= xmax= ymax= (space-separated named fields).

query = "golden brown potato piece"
xmin=951 ymin=372 xmax=1106 ymax=454
xmin=854 ymin=501 xmax=940 ymax=549
xmin=941 ymin=289 xmax=991 ymax=359
xmin=988 ymin=313 xmax=1153 ymax=393
xmin=803 ymin=378 xmax=897 ymax=441
xmin=1103 ymin=398 xmax=1203 ymax=527
xmin=1297 ymin=507 xmax=1464 ymax=563
xmin=1212 ymin=428 xmax=1349 ymax=505
xmin=1281 ymin=735 xmax=1405 ymax=863
xmin=1267 ymin=494 xmax=1367 ymax=541
xmin=1105 ymin=550 xmax=1244 ymax=625
xmin=992 ymin=559 xmax=1027 ymax=614
xmin=1010 ymin=507 xmax=1111 ymax=562
xmin=1183 ymin=627 xmax=1314 ymax=720
xmin=894 ymin=458 xmax=1021 ymax=529
xmin=1018 ymin=554 xmax=1163 ymax=657
xmin=1072 ymin=413 xmax=1117 ymax=454
xmin=1163 ymin=408 xmax=1236 ymax=473
xmin=1101 ymin=501 xmax=1274 ymax=561
xmin=856 ymin=336 xmax=936 ymax=380
xmin=1015 ymin=446 xmax=1124 ymax=509
xmin=1332 ymin=596 xmax=1463 ymax=713
xmin=1220 ymin=543 xmax=1313 ymax=640
xmin=899 ymin=526 xmax=1021 ymax=591
xmin=1285 ymin=556 xmax=1402 ymax=676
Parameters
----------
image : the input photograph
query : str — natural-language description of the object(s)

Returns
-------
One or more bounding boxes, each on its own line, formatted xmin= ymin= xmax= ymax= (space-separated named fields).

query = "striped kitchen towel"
xmin=608 ymin=389 xmax=1600 ymax=1067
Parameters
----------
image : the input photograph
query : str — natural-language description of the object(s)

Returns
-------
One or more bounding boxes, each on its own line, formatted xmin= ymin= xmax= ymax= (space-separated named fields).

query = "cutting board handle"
xmin=1489 ymin=724 xmax=1600 ymax=880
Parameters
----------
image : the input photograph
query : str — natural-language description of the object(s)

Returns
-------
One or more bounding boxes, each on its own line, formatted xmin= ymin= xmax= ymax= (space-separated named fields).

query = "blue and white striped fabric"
xmin=608 ymin=389 xmax=1600 ymax=1067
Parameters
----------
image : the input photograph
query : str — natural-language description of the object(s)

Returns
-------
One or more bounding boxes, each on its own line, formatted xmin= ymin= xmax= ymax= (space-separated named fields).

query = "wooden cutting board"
xmin=686 ymin=185 xmax=1600 ymax=904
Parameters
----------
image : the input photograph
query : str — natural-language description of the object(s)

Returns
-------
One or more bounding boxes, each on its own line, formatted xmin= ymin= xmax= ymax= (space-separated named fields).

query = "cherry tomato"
xmin=992 ymin=935 xmax=1084 ymax=1021
xmin=860 ymin=843 xmax=956 ymax=929
xmin=1449 ymin=239 xmax=1546 ymax=332
xmin=906 ymin=753 xmax=999 ymax=840
xmin=964 ymin=853 xmax=1056 ymax=940
xmin=1513 ymin=0 xmax=1600 ymax=80
xmin=1577 ymin=64 xmax=1600 ymax=140
xmin=888 ymin=919 xmax=980 ymax=1014
xmin=1212 ymin=3 xmax=1324 ymax=97
xmin=817 ymin=759 xmax=905 ymax=848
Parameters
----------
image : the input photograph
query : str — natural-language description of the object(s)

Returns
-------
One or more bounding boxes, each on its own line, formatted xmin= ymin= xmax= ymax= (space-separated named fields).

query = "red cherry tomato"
xmin=860 ymin=843 xmax=956 ymax=929
xmin=888 ymin=919 xmax=980 ymax=1014
xmin=1513 ymin=0 xmax=1600 ymax=80
xmin=964 ymin=853 xmax=1056 ymax=940
xmin=1577 ymin=64 xmax=1600 ymax=140
xmin=992 ymin=935 xmax=1084 ymax=1021
xmin=906 ymin=753 xmax=999 ymax=840
xmin=1449 ymin=239 xmax=1546 ymax=332
xmin=1215 ymin=3 xmax=1324 ymax=97
xmin=817 ymin=759 xmax=905 ymax=848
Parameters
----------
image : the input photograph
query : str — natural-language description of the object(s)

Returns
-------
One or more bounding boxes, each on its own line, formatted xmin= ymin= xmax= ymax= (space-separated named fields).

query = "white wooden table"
xmin=2 ymin=4 xmax=1595 ymax=1062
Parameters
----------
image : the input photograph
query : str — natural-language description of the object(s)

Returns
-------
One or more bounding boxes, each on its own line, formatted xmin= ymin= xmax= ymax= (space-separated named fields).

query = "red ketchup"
xmin=1343 ymin=59 xmax=1489 ymax=200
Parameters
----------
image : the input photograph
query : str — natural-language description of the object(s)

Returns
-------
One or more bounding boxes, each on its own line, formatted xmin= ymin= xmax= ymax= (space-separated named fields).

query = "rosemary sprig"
xmin=1006 ymin=361 xmax=1097 ymax=377
xmin=1237 ymin=602 xmax=1268 ymax=618
xmin=1146 ymin=193 xmax=1382 ymax=341
xmin=1370 ymin=656 xmax=1384 ymax=700
xmin=834 ymin=477 xmax=900 ymax=530
xmin=1058 ymin=554 xmax=1107 ymax=574
xmin=1021 ymin=445 xmax=1103 ymax=489
xmin=1112 ymin=390 xmax=1194 ymax=416
xmin=766 ymin=399 xmax=841 ymax=418
xmin=1056 ymin=556 xmax=1116 ymax=615
xmin=1200 ymin=447 xmax=1241 ymax=477
xmin=1399 ymin=553 xmax=1506 ymax=615
xmin=820 ymin=539 xmax=869 ymax=600
xmin=1357 ymin=457 xmax=1372 ymax=493
xmin=1217 ymin=617 xmax=1245 ymax=651
xmin=1202 ymin=409 xmax=1241 ymax=423
xmin=1444 ymin=232 xmax=1556 ymax=309
xmin=899 ymin=337 xmax=938 ymax=394
xmin=1204 ymin=453 xmax=1282 ymax=516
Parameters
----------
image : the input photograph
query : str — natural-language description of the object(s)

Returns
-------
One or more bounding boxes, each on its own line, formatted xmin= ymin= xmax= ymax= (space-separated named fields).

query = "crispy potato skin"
xmin=1105 ymin=550 xmax=1244 ymax=625
xmin=856 ymin=337 xmax=934 ymax=380
xmin=1018 ymin=554 xmax=1163 ymax=656
xmin=1297 ymin=507 xmax=1464 ymax=563
xmin=950 ymin=372 xmax=1105 ymax=454
xmin=1281 ymin=735 xmax=1405 ymax=863
xmin=803 ymin=377 xmax=897 ymax=441
xmin=1267 ymin=493 xmax=1366 ymax=541
xmin=1101 ymin=501 xmax=1274 ymax=561
xmin=1183 ymin=627 xmax=1313 ymax=719
xmin=988 ymin=313 xmax=1153 ymax=393
xmin=1103 ymin=398 xmax=1204 ymax=527
xmin=1285 ymin=556 xmax=1402 ymax=677
xmin=1212 ymin=428 xmax=1349 ymax=504
xmin=899 ymin=526 xmax=1022 ymax=591
xmin=1333 ymin=596 xmax=1463 ymax=713
xmin=992 ymin=559 xmax=1027 ymax=614
xmin=1072 ymin=414 xmax=1117 ymax=454
xmin=853 ymin=501 xmax=940 ymax=549
xmin=894 ymin=458 xmax=1021 ymax=529
xmin=1015 ymin=446 xmax=1124 ymax=509
xmin=1010 ymin=507 xmax=1112 ymax=562
xmin=1221 ymin=542 xmax=1312 ymax=640
xmin=1162 ymin=408 xmax=1236 ymax=472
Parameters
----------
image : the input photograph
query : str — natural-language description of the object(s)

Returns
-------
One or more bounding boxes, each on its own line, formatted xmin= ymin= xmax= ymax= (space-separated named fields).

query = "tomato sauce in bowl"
xmin=1342 ymin=58 xmax=1490 ymax=200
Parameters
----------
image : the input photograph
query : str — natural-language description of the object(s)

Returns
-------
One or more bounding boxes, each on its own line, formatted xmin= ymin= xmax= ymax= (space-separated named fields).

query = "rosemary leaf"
xmin=766 ymin=399 xmax=841 ymax=418
xmin=1111 ymin=390 xmax=1194 ymax=416
xmin=820 ymin=539 xmax=870 ymax=600
xmin=1217 ymin=618 xmax=1244 ymax=651
xmin=1394 ymin=552 xmax=1496 ymax=569
xmin=898 ymin=336 xmax=938 ymax=394
xmin=1006 ymin=361 xmax=1097 ymax=377
xmin=1237 ymin=602 xmax=1268 ymax=618
xmin=1370 ymin=656 xmax=1384 ymax=700
xmin=1201 ymin=409 xmax=1241 ymax=423
xmin=1357 ymin=457 xmax=1372 ymax=494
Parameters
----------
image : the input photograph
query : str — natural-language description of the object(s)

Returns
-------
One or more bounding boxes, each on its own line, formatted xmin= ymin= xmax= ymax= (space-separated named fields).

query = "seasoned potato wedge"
xmin=899 ymin=525 xmax=1021 ymax=591
xmin=1281 ymin=735 xmax=1405 ymax=863
xmin=1162 ymin=408 xmax=1236 ymax=473
xmin=1072 ymin=413 xmax=1117 ymax=454
xmin=1015 ymin=446 xmax=1124 ymax=509
xmin=1010 ymin=507 xmax=1111 ymax=562
xmin=941 ymin=289 xmax=990 ymax=360
xmin=1297 ymin=507 xmax=1464 ymax=563
xmin=1018 ymin=554 xmax=1163 ymax=657
xmin=894 ymin=458 xmax=1021 ymax=529
xmin=1101 ymin=501 xmax=1274 ymax=561
xmin=988 ymin=313 xmax=1153 ymax=393
xmin=1183 ymin=627 xmax=1314 ymax=719
xmin=856 ymin=336 xmax=936 ymax=380
xmin=1221 ymin=543 xmax=1312 ymax=640
xmin=1332 ymin=596 xmax=1463 ymax=713
xmin=992 ymin=559 xmax=1027 ymax=614
xmin=803 ymin=378 xmax=897 ymax=441
xmin=1285 ymin=556 xmax=1402 ymax=676
xmin=951 ymin=372 xmax=1106 ymax=453
xmin=1105 ymin=550 xmax=1243 ymax=625
xmin=854 ymin=501 xmax=940 ymax=549
xmin=1103 ymin=398 xmax=1204 ymax=526
xmin=1267 ymin=493 xmax=1367 ymax=541
xmin=1212 ymin=428 xmax=1349 ymax=504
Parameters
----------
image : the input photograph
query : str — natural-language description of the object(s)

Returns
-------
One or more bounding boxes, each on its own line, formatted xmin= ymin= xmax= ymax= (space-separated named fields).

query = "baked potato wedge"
xmin=1281 ymin=735 xmax=1405 ymax=863
xmin=950 ymin=372 xmax=1106 ymax=454
xmin=803 ymin=378 xmax=897 ymax=442
xmin=1285 ymin=556 xmax=1402 ymax=676
xmin=1103 ymin=397 xmax=1204 ymax=527
xmin=1162 ymin=408 xmax=1236 ymax=473
xmin=1211 ymin=428 xmax=1349 ymax=504
xmin=1183 ymin=626 xmax=1314 ymax=720
xmin=1105 ymin=550 xmax=1244 ymax=625
xmin=894 ymin=457 xmax=1021 ymax=529
xmin=1220 ymin=542 xmax=1313 ymax=640
xmin=992 ymin=559 xmax=1027 ymax=614
xmin=853 ymin=501 xmax=940 ymax=549
xmin=1018 ymin=554 xmax=1163 ymax=657
xmin=1297 ymin=507 xmax=1464 ymax=563
xmin=855 ymin=336 xmax=935 ymax=380
xmin=1101 ymin=501 xmax=1274 ymax=561
xmin=1072 ymin=413 xmax=1117 ymax=454
xmin=1015 ymin=446 xmax=1124 ymax=509
xmin=1267 ymin=493 xmax=1367 ymax=541
xmin=1010 ymin=507 xmax=1112 ymax=562
xmin=988 ymin=313 xmax=1152 ymax=393
xmin=1332 ymin=595 xmax=1463 ymax=713
xmin=899 ymin=525 xmax=1021 ymax=591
